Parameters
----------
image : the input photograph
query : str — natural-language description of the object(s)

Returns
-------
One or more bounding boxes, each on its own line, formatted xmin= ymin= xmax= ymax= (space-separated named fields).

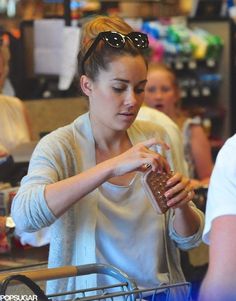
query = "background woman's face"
xmin=89 ymin=55 xmax=147 ymax=131
xmin=144 ymin=69 xmax=179 ymax=117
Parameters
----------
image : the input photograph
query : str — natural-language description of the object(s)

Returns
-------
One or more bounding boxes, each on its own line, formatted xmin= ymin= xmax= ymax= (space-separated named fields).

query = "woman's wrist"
xmin=174 ymin=203 xmax=192 ymax=216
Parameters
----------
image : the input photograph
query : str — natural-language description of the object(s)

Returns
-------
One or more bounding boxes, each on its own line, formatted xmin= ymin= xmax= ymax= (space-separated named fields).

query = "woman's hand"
xmin=0 ymin=151 xmax=8 ymax=158
xmin=110 ymin=138 xmax=171 ymax=177
xmin=0 ymin=143 xmax=8 ymax=158
xmin=165 ymin=173 xmax=201 ymax=237
xmin=164 ymin=172 xmax=195 ymax=210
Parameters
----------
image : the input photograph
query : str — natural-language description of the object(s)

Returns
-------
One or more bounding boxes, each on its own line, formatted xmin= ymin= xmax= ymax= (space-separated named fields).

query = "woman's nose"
xmin=125 ymin=91 xmax=138 ymax=106
xmin=154 ymin=90 xmax=163 ymax=99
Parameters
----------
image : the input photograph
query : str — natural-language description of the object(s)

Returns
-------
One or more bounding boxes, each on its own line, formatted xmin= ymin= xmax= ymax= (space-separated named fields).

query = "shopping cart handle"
xmin=0 ymin=265 xmax=78 ymax=283
xmin=76 ymin=263 xmax=138 ymax=290
xmin=0 ymin=263 xmax=138 ymax=291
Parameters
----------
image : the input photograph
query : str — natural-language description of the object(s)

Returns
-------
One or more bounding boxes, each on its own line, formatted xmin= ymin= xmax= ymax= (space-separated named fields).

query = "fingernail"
xmin=165 ymin=192 xmax=171 ymax=198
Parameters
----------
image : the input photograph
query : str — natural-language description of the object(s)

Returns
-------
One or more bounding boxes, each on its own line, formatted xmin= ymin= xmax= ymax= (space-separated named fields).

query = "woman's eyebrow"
xmin=112 ymin=78 xmax=147 ymax=85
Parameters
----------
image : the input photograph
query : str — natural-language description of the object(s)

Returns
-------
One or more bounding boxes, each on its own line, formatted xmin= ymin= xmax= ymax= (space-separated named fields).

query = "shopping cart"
xmin=0 ymin=263 xmax=192 ymax=301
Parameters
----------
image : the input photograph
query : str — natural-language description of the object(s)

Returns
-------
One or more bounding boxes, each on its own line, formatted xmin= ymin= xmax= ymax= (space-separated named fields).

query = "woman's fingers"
xmin=142 ymin=138 xmax=170 ymax=151
xmin=167 ymin=190 xmax=195 ymax=209
xmin=113 ymin=138 xmax=171 ymax=176
xmin=138 ymin=139 xmax=171 ymax=173
xmin=166 ymin=172 xmax=187 ymax=187
xmin=166 ymin=188 xmax=195 ymax=208
xmin=164 ymin=173 xmax=194 ymax=208
xmin=140 ymin=153 xmax=170 ymax=173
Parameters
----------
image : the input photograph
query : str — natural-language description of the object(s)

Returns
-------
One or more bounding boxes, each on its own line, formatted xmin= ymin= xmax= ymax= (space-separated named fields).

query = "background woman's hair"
xmin=148 ymin=62 xmax=179 ymax=87
xmin=77 ymin=15 xmax=147 ymax=81
xmin=0 ymin=43 xmax=10 ymax=92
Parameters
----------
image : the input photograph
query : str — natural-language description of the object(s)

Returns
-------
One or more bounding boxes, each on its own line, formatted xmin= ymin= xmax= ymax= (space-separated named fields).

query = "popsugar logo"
xmin=0 ymin=296 xmax=38 ymax=301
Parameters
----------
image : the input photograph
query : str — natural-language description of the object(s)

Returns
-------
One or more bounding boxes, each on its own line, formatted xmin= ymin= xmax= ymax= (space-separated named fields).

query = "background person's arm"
xmin=190 ymin=125 xmax=214 ymax=189
xmin=199 ymin=215 xmax=236 ymax=301
xmin=191 ymin=125 xmax=214 ymax=183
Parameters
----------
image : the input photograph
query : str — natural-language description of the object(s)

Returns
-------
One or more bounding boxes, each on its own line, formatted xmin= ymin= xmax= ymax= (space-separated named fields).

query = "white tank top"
xmin=96 ymin=172 xmax=170 ymax=288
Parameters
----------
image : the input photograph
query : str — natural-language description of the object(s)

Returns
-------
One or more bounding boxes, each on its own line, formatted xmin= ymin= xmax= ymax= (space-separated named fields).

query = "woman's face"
xmin=144 ymin=69 xmax=179 ymax=117
xmin=87 ymin=55 xmax=147 ymax=131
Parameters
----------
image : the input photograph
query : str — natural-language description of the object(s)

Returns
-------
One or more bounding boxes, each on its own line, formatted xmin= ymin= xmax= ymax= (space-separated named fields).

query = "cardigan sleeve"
xmin=11 ymin=127 xmax=76 ymax=232
xmin=168 ymin=203 xmax=204 ymax=250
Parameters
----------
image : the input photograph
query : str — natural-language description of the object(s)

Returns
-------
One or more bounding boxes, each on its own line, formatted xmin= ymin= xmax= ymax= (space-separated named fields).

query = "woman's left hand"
xmin=164 ymin=172 xmax=195 ymax=209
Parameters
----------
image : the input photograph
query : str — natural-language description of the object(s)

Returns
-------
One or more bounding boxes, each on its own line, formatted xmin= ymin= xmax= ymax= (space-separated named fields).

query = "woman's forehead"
xmin=148 ymin=69 xmax=175 ymax=83
xmin=97 ymin=55 xmax=147 ymax=82
xmin=106 ymin=54 xmax=146 ymax=70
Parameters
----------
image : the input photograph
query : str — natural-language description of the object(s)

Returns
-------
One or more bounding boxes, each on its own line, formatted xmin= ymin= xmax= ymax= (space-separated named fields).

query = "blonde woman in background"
xmin=144 ymin=62 xmax=212 ymax=299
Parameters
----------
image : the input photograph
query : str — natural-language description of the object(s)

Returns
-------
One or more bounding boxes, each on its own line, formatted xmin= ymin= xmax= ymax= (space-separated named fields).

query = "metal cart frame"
xmin=0 ymin=263 xmax=192 ymax=301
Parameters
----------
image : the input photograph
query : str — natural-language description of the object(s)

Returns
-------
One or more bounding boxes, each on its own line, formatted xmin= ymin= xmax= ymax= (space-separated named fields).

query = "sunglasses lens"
xmin=104 ymin=32 xmax=125 ymax=48
xmin=127 ymin=32 xmax=149 ymax=49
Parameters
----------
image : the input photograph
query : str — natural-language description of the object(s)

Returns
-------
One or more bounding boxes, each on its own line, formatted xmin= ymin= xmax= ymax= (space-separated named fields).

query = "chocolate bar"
xmin=142 ymin=169 xmax=172 ymax=214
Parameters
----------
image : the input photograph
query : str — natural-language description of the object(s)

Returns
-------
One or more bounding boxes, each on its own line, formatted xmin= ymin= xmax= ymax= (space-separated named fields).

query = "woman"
xmin=144 ymin=63 xmax=214 ymax=189
xmin=11 ymin=16 xmax=204 ymax=299
xmin=0 ymin=38 xmax=32 ymax=153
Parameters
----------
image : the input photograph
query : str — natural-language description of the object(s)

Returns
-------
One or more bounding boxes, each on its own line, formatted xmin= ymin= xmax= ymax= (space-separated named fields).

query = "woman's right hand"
xmin=109 ymin=138 xmax=171 ymax=177
xmin=0 ymin=143 xmax=8 ymax=158
xmin=0 ymin=152 xmax=8 ymax=158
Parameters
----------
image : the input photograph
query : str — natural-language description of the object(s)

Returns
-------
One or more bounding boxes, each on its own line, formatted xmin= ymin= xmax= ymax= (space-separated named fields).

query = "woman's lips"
xmin=118 ymin=112 xmax=136 ymax=121
xmin=155 ymin=104 xmax=164 ymax=110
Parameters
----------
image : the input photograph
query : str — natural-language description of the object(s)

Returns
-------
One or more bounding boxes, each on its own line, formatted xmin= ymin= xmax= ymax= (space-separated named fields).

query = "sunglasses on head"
xmin=81 ymin=31 xmax=149 ymax=75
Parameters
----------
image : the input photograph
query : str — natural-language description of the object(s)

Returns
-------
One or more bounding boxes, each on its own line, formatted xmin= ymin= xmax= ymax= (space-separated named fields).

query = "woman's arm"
xmin=11 ymin=136 xmax=170 ymax=231
xmin=165 ymin=173 xmax=202 ymax=237
xmin=190 ymin=125 xmax=214 ymax=185
xmin=173 ymin=204 xmax=202 ymax=237
xmin=45 ymin=138 xmax=170 ymax=217
xmin=45 ymin=160 xmax=118 ymax=217
xmin=199 ymin=215 xmax=236 ymax=301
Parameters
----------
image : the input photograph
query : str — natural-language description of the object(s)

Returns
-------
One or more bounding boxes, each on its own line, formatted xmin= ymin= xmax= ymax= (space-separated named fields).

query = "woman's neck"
xmin=90 ymin=115 xmax=131 ymax=155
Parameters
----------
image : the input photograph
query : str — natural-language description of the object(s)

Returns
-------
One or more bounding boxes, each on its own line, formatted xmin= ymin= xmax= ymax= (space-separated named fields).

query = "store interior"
xmin=1 ymin=0 xmax=236 ymax=299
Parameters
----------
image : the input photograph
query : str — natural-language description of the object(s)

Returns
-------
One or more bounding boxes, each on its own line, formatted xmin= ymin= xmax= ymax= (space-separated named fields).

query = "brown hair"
xmin=0 ymin=43 xmax=10 ymax=92
xmin=77 ymin=15 xmax=148 ymax=80
xmin=148 ymin=62 xmax=179 ymax=88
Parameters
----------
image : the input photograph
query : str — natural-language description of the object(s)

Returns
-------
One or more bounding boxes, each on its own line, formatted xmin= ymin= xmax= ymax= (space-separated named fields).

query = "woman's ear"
xmin=80 ymin=75 xmax=93 ymax=96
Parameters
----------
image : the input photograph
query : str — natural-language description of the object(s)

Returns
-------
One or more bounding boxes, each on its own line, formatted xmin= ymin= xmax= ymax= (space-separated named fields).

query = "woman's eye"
xmin=146 ymin=86 xmax=156 ymax=93
xmin=112 ymin=87 xmax=125 ymax=93
xmin=162 ymin=86 xmax=172 ymax=93
xmin=135 ymin=88 xmax=145 ymax=94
